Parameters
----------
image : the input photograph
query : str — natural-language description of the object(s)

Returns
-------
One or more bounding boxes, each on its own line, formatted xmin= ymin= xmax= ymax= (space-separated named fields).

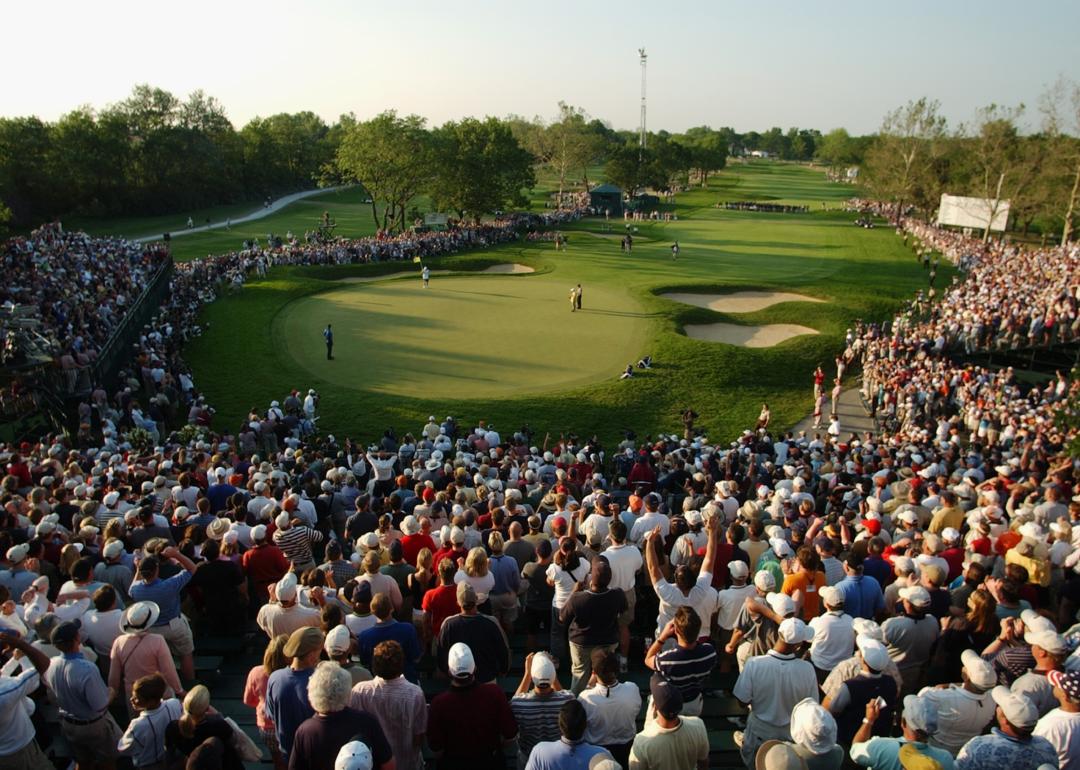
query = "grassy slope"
xmin=185 ymin=163 xmax=953 ymax=445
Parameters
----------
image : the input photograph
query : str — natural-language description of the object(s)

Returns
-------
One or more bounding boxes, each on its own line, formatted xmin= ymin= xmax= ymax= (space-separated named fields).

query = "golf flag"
xmin=413 ymin=256 xmax=422 ymax=264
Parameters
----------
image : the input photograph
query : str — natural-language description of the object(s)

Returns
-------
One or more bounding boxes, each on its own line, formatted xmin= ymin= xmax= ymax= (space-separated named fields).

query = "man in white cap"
xmin=851 ymin=693 xmax=954 ymax=770
xmin=334 ymin=741 xmax=373 ymax=770
xmin=917 ymin=650 xmax=998 ymax=756
xmin=324 ymin=625 xmax=371 ymax=687
xmin=809 ymin=586 xmax=855 ymax=682
xmin=727 ymin=571 xmax=783 ymax=670
xmin=427 ymin=642 xmax=518 ymax=770
xmin=511 ymin=651 xmax=574 ymax=765
xmin=93 ymin=539 xmax=133 ymax=606
xmin=1 ymin=544 xmax=38 ymax=597
xmin=1010 ymin=627 xmax=1069 ymax=717
xmin=733 ymin=617 xmax=819 ymax=767
xmin=955 ymin=687 xmax=1057 ymax=770
xmin=785 ymin=697 xmax=844 ymax=768
xmin=713 ymin=560 xmax=756 ymax=669
xmin=257 ymin=573 xmax=321 ymax=639
xmin=822 ymin=619 xmax=905 ymax=704
xmin=1033 ymin=669 xmax=1080 ymax=770
xmin=883 ymin=585 xmax=940 ymax=696
xmin=823 ymin=634 xmax=898 ymax=745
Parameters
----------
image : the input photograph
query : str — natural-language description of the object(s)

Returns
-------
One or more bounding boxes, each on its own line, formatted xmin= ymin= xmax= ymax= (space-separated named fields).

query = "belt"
xmin=62 ymin=713 xmax=104 ymax=726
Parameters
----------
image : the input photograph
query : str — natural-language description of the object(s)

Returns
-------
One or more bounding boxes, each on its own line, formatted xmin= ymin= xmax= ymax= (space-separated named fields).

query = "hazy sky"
xmin=4 ymin=0 xmax=1078 ymax=134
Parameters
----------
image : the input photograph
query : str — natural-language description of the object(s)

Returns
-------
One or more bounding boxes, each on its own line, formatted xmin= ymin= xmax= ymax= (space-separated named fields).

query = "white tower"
xmin=638 ymin=48 xmax=647 ymax=160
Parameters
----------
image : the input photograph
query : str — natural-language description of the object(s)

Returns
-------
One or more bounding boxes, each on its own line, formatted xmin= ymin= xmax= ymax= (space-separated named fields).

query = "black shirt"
xmin=559 ymin=588 xmax=626 ymax=646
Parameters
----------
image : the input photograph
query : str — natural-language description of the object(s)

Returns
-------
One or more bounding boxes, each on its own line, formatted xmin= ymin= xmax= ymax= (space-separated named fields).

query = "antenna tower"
xmin=638 ymin=48 xmax=647 ymax=161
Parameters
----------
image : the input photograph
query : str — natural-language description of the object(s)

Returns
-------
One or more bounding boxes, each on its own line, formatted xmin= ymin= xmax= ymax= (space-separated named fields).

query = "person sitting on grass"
xmin=620 ymin=364 xmax=634 ymax=380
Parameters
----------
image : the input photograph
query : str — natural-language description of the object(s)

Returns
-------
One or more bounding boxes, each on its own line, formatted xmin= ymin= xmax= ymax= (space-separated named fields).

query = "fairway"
xmin=185 ymin=163 xmax=954 ymax=443
xmin=274 ymin=273 xmax=649 ymax=398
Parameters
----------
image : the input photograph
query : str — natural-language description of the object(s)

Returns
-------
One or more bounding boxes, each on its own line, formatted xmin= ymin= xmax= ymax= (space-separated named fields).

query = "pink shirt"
xmin=108 ymin=632 xmax=182 ymax=700
xmin=243 ymin=665 xmax=273 ymax=731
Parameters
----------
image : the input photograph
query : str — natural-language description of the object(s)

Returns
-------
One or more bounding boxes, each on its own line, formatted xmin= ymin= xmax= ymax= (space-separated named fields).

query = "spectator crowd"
xmin=0 ymin=202 xmax=1078 ymax=770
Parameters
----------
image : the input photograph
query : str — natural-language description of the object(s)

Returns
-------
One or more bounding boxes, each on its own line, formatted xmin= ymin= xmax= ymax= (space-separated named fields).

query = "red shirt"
xmin=422 ymin=584 xmax=460 ymax=636
xmin=241 ymin=544 xmax=290 ymax=600
xmin=428 ymin=682 xmax=518 ymax=763
xmin=400 ymin=534 xmax=437 ymax=569
xmin=432 ymin=546 xmax=467 ymax=571
xmin=941 ymin=547 xmax=964 ymax=582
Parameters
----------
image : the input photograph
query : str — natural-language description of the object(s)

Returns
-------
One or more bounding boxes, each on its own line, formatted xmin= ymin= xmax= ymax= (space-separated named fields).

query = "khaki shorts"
xmin=618 ymin=588 xmax=636 ymax=626
xmin=150 ymin=615 xmax=195 ymax=656
xmin=489 ymin=592 xmax=520 ymax=625
xmin=61 ymin=714 xmax=122 ymax=763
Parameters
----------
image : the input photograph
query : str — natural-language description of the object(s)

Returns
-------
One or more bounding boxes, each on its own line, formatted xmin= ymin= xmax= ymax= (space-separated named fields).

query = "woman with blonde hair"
xmin=939 ymin=587 xmax=999 ymax=682
xmin=408 ymin=547 xmax=435 ymax=639
xmin=453 ymin=546 xmax=495 ymax=607
xmin=243 ymin=635 xmax=289 ymax=770
xmin=166 ymin=684 xmax=244 ymax=770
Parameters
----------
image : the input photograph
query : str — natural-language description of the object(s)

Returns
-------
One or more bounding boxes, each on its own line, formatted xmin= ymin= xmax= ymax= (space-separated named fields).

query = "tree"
xmin=958 ymin=104 xmax=1044 ymax=241
xmin=1041 ymin=78 xmax=1080 ymax=244
xmin=863 ymin=98 xmax=949 ymax=222
xmin=546 ymin=103 xmax=594 ymax=199
xmin=815 ymin=128 xmax=858 ymax=170
xmin=677 ymin=127 xmax=727 ymax=185
xmin=429 ymin=117 xmax=534 ymax=222
xmin=336 ymin=111 xmax=432 ymax=231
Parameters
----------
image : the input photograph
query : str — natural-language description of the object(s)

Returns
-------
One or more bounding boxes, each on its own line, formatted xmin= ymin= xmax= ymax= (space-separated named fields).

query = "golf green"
xmin=273 ymin=273 xmax=649 ymax=399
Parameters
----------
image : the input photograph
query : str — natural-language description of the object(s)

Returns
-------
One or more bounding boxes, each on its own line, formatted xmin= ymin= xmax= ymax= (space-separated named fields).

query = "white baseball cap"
xmin=324 ymin=625 xmax=352 ymax=656
xmin=530 ymin=653 xmax=556 ymax=687
xmin=856 ymin=635 xmax=891 ymax=672
xmin=334 ymin=741 xmax=373 ymax=770
xmin=789 ymin=697 xmax=838 ymax=756
xmin=448 ymin=642 xmax=475 ymax=678
xmin=898 ymin=585 xmax=931 ymax=608
xmin=991 ymin=686 xmax=1039 ymax=728
xmin=754 ymin=570 xmax=776 ymax=592
xmin=961 ymin=649 xmax=997 ymax=690
xmin=766 ymin=592 xmax=796 ymax=618
xmin=276 ymin=573 xmax=298 ymax=602
xmin=778 ymin=617 xmax=814 ymax=645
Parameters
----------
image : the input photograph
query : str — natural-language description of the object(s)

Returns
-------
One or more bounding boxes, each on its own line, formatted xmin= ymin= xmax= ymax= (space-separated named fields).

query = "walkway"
xmin=789 ymin=384 xmax=877 ymax=437
xmin=133 ymin=186 xmax=347 ymax=243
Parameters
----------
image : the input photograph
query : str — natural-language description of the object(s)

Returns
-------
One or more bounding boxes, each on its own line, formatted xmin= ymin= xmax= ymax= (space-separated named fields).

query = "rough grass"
xmin=184 ymin=163 xmax=953 ymax=444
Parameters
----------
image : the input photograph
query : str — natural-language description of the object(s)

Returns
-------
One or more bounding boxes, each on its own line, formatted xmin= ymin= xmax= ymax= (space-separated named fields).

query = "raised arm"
xmin=700 ymin=515 xmax=719 ymax=579
xmin=644 ymin=527 xmax=663 ymax=585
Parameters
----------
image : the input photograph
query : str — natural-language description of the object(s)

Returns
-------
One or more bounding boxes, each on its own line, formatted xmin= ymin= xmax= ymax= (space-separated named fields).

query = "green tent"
xmin=589 ymin=184 xmax=623 ymax=215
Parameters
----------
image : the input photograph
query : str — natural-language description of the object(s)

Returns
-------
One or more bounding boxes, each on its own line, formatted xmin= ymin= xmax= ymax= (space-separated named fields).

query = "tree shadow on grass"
xmin=578 ymin=309 xmax=663 ymax=319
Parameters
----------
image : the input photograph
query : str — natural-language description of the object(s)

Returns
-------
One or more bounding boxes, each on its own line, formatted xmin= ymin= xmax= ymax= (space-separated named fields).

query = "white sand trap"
xmin=683 ymin=322 xmax=819 ymax=347
xmin=662 ymin=290 xmax=824 ymax=313
xmin=481 ymin=263 xmax=534 ymax=274
xmin=338 ymin=263 xmax=533 ymax=283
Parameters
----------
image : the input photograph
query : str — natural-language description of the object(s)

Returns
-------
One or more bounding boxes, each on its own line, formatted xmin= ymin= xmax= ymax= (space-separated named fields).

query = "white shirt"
xmin=917 ymin=684 xmax=995 ymax=756
xmin=118 ymin=697 xmax=183 ymax=766
xmin=81 ymin=608 xmax=123 ymax=656
xmin=1033 ymin=707 xmax=1080 ymax=770
xmin=630 ymin=512 xmax=669 ymax=545
xmin=582 ymin=514 xmax=611 ymax=546
xmin=602 ymin=544 xmax=643 ymax=592
xmin=809 ymin=611 xmax=856 ymax=670
xmin=714 ymin=584 xmax=757 ymax=630
xmin=732 ymin=650 xmax=820 ymax=728
xmin=547 ymin=561 xmax=590 ymax=609
xmin=579 ymin=681 xmax=642 ymax=745
xmin=654 ymin=573 xmax=716 ymax=636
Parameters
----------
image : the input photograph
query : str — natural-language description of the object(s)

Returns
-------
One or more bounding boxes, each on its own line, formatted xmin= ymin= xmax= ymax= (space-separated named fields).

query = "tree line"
xmin=860 ymin=80 xmax=1080 ymax=243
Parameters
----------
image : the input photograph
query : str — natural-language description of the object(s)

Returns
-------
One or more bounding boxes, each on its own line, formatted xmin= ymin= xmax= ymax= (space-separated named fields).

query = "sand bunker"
xmin=339 ymin=263 xmax=533 ymax=283
xmin=683 ymin=322 xmax=819 ymax=347
xmin=662 ymin=290 xmax=824 ymax=313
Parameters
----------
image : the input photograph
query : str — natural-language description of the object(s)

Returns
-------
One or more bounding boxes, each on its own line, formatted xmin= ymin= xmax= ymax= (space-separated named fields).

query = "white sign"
xmin=424 ymin=213 xmax=449 ymax=226
xmin=937 ymin=194 xmax=1010 ymax=232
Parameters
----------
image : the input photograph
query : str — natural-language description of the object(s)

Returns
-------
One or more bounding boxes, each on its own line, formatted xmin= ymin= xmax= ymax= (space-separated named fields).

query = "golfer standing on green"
xmin=324 ymin=324 xmax=334 ymax=360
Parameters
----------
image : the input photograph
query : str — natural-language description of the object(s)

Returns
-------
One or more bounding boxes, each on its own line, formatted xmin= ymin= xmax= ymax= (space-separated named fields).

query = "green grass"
xmin=184 ymin=163 xmax=954 ymax=444
xmin=67 ymin=197 xmax=281 ymax=239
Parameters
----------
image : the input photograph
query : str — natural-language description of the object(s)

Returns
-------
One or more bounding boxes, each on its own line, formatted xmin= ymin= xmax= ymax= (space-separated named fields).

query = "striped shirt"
xmin=350 ymin=676 xmax=428 ymax=770
xmin=273 ymin=525 xmax=323 ymax=565
xmin=511 ymin=689 xmax=576 ymax=757
xmin=654 ymin=642 xmax=717 ymax=702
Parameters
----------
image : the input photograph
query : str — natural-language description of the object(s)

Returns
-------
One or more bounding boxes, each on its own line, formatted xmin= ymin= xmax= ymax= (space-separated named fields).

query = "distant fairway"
xmin=274 ymin=273 xmax=649 ymax=399
xmin=185 ymin=163 xmax=954 ymax=442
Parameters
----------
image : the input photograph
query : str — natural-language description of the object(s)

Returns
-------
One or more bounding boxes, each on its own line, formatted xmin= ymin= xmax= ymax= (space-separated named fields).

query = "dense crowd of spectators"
xmin=716 ymin=202 xmax=811 ymax=213
xmin=0 ymin=203 xmax=1078 ymax=770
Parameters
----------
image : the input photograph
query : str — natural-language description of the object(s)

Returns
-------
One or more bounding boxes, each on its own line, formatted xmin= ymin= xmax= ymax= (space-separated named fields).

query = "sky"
xmin=3 ymin=0 xmax=1078 ymax=135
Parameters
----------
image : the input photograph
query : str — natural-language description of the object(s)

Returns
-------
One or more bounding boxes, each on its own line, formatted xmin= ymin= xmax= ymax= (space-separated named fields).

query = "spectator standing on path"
xmin=579 ymin=648 xmax=642 ymax=768
xmin=265 ymin=627 xmax=324 ymax=761
xmin=628 ymin=675 xmax=710 ymax=770
xmin=129 ymin=547 xmax=198 ymax=681
xmin=350 ymin=640 xmax=428 ymax=770
xmin=427 ymin=642 xmax=519 ymax=770
xmin=324 ymin=324 xmax=334 ymax=360
xmin=524 ymin=699 xmax=613 ymax=769
xmin=511 ymin=652 xmax=575 ymax=766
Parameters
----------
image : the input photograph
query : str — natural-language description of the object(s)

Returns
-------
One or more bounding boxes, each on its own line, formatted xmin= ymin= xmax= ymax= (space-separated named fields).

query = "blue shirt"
xmin=0 ymin=567 xmax=37 ymax=598
xmin=955 ymin=728 xmax=1059 ymax=770
xmin=206 ymin=483 xmax=238 ymax=514
xmin=265 ymin=666 xmax=315 ymax=758
xmin=489 ymin=554 xmax=521 ymax=596
xmin=45 ymin=652 xmax=111 ymax=721
xmin=524 ymin=739 xmax=612 ymax=770
xmin=836 ymin=574 xmax=885 ymax=620
xmin=129 ymin=570 xmax=193 ymax=624
xmin=358 ymin=620 xmax=422 ymax=682
xmin=852 ymin=737 xmax=955 ymax=770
